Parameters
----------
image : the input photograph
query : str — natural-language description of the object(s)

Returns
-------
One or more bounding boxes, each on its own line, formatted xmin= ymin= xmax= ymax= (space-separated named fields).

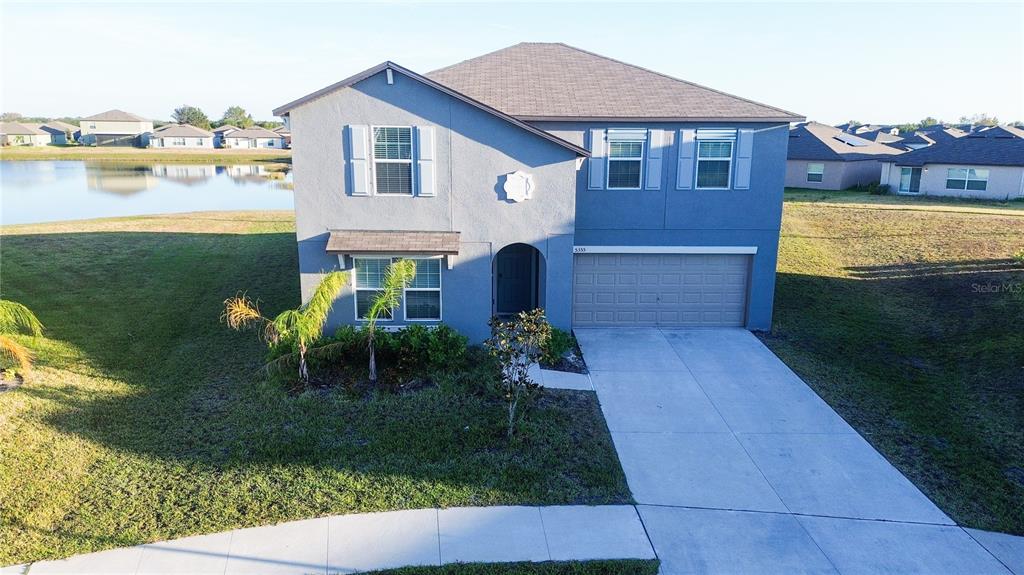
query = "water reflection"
xmin=1 ymin=160 xmax=293 ymax=225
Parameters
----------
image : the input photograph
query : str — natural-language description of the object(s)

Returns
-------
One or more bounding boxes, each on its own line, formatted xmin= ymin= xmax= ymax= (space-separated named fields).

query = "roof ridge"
xmin=549 ymin=42 xmax=802 ymax=119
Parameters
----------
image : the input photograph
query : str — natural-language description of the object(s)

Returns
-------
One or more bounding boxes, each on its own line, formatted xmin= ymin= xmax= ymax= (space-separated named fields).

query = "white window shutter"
xmin=734 ymin=129 xmax=754 ymax=189
xmin=588 ymin=129 xmax=605 ymax=190
xmin=676 ymin=129 xmax=696 ymax=190
xmin=879 ymin=162 xmax=890 ymax=186
xmin=347 ymin=125 xmax=370 ymax=196
xmin=645 ymin=129 xmax=664 ymax=190
xmin=416 ymin=125 xmax=436 ymax=197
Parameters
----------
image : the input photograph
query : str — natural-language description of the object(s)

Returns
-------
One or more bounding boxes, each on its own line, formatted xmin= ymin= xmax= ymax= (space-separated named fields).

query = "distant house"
xmin=0 ymin=122 xmax=51 ymax=146
xmin=79 ymin=109 xmax=154 ymax=147
xmin=786 ymin=122 xmax=902 ymax=189
xmin=212 ymin=125 xmax=240 ymax=148
xmin=36 ymin=120 xmax=79 ymax=144
xmin=273 ymin=125 xmax=291 ymax=148
xmin=854 ymin=129 xmax=904 ymax=146
xmin=149 ymin=124 xmax=214 ymax=148
xmin=880 ymin=127 xmax=1024 ymax=200
xmin=223 ymin=127 xmax=286 ymax=149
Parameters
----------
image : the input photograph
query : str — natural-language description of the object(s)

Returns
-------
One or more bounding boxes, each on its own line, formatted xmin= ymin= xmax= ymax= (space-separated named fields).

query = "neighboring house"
xmin=854 ymin=129 xmax=904 ymax=145
xmin=212 ymin=125 xmax=240 ymax=148
xmin=149 ymin=124 xmax=214 ymax=148
xmin=273 ymin=125 xmax=292 ymax=148
xmin=0 ymin=122 xmax=51 ymax=146
xmin=786 ymin=122 xmax=902 ymax=190
xmin=38 ymin=120 xmax=79 ymax=144
xmin=273 ymin=42 xmax=803 ymax=340
xmin=79 ymin=109 xmax=154 ymax=147
xmin=223 ymin=127 xmax=286 ymax=149
xmin=880 ymin=128 xmax=1024 ymax=200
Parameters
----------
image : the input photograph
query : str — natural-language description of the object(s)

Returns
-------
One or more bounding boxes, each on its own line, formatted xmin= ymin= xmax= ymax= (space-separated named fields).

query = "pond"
xmin=0 ymin=160 xmax=294 ymax=225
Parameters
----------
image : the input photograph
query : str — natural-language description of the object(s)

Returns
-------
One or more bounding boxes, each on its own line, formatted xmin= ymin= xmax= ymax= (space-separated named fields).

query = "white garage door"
xmin=572 ymin=253 xmax=750 ymax=327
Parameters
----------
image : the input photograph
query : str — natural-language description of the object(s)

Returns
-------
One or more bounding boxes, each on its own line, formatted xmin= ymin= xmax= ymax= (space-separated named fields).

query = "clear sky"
xmin=2 ymin=1 xmax=1022 ymax=125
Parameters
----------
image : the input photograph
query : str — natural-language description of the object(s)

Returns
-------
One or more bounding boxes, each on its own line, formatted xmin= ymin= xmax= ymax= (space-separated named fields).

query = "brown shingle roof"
xmin=81 ymin=109 xmax=149 ymax=122
xmin=152 ymin=124 xmax=213 ymax=138
xmin=326 ymin=230 xmax=460 ymax=255
xmin=0 ymin=122 xmax=47 ymax=136
xmin=228 ymin=127 xmax=284 ymax=139
xmin=427 ymin=43 xmax=802 ymax=122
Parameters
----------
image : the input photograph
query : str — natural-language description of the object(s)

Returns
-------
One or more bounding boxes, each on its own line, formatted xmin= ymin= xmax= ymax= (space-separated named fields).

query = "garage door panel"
xmin=573 ymin=253 xmax=750 ymax=327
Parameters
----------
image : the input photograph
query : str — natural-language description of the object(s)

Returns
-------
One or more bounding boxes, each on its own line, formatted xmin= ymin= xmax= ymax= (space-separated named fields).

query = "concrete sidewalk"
xmin=8 ymin=505 xmax=654 ymax=575
xmin=577 ymin=327 xmax=1022 ymax=574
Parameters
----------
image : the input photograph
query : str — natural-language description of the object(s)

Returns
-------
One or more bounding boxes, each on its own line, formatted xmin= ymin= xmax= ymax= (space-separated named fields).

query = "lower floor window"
xmin=405 ymin=258 xmax=441 ymax=320
xmin=354 ymin=257 xmax=441 ymax=321
xmin=806 ymin=163 xmax=824 ymax=182
xmin=946 ymin=167 xmax=988 ymax=191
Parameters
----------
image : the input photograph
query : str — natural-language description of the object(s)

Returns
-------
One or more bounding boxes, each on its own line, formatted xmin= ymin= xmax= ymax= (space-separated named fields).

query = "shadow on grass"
xmin=1 ymin=230 xmax=629 ymax=521
xmin=763 ymin=266 xmax=1024 ymax=534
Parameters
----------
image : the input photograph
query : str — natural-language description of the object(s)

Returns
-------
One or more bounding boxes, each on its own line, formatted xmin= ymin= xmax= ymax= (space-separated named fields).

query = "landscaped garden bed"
xmin=0 ymin=213 xmax=630 ymax=565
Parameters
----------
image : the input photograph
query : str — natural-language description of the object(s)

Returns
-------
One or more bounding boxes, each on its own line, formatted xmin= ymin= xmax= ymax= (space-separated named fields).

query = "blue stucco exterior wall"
xmin=532 ymin=121 xmax=789 ymax=330
xmin=289 ymin=69 xmax=580 ymax=342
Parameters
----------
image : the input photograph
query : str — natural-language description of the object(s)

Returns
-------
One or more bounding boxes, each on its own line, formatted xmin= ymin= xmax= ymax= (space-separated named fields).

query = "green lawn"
xmin=762 ymin=189 xmax=1024 ymax=534
xmin=371 ymin=560 xmax=660 ymax=575
xmin=0 ymin=212 xmax=630 ymax=565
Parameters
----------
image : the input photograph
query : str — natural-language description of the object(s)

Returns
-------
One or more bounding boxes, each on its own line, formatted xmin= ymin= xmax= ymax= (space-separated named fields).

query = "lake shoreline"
xmin=0 ymin=146 xmax=291 ymax=166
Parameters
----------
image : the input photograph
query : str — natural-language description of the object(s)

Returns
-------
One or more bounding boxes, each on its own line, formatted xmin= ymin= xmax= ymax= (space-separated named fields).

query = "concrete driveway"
xmin=576 ymin=328 xmax=1018 ymax=574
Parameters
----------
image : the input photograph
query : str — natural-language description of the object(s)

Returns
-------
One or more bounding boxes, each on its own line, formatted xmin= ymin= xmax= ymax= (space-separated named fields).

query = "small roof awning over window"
xmin=326 ymin=230 xmax=460 ymax=255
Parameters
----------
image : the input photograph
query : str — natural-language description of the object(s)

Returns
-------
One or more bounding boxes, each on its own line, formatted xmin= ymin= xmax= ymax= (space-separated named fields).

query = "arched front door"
xmin=494 ymin=243 xmax=543 ymax=315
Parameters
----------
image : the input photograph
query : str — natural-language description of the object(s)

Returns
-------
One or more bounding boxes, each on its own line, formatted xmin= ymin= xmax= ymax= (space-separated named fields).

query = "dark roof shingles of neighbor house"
xmin=893 ymin=128 xmax=1024 ymax=167
xmin=788 ymin=122 xmax=904 ymax=162
xmin=326 ymin=230 xmax=461 ymax=255
xmin=854 ymin=129 xmax=904 ymax=144
xmin=426 ymin=43 xmax=802 ymax=121
xmin=0 ymin=122 xmax=48 ymax=135
xmin=81 ymin=109 xmax=149 ymax=122
xmin=152 ymin=124 xmax=214 ymax=138
xmin=228 ymin=127 xmax=284 ymax=139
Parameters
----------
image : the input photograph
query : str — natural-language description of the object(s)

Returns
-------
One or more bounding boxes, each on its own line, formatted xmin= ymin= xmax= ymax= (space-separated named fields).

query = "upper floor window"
xmin=946 ymin=167 xmax=988 ymax=191
xmin=607 ymin=140 xmax=644 ymax=189
xmin=696 ymin=140 xmax=733 ymax=189
xmin=806 ymin=163 xmax=824 ymax=182
xmin=373 ymin=126 xmax=413 ymax=195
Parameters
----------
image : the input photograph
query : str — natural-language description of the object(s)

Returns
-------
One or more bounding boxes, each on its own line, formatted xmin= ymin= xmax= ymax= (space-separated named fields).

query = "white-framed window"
xmin=372 ymin=126 xmax=413 ymax=195
xmin=606 ymin=140 xmax=644 ymax=189
xmin=268 ymin=139 xmax=275 ymax=147
xmin=354 ymin=258 xmax=393 ymax=320
xmin=696 ymin=140 xmax=733 ymax=189
xmin=404 ymin=258 xmax=442 ymax=321
xmin=173 ymin=138 xmax=186 ymax=146
xmin=197 ymin=138 xmax=205 ymax=146
xmin=807 ymin=163 xmax=825 ymax=182
xmin=353 ymin=257 xmax=443 ymax=321
xmin=946 ymin=167 xmax=989 ymax=191
xmin=899 ymin=167 xmax=913 ymax=192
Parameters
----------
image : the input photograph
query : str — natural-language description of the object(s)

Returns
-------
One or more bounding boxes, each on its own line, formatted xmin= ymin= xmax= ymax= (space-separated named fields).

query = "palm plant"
xmin=223 ymin=271 xmax=348 ymax=382
xmin=365 ymin=259 xmax=416 ymax=384
xmin=0 ymin=300 xmax=44 ymax=374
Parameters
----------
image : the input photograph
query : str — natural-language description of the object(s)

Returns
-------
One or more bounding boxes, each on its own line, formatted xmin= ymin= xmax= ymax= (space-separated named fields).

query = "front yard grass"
xmin=763 ymin=189 xmax=1024 ymax=534
xmin=0 ymin=212 xmax=630 ymax=566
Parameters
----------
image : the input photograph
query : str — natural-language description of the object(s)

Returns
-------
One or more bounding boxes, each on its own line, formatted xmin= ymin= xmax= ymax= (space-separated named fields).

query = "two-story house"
xmin=274 ymin=43 xmax=802 ymax=341
xmin=79 ymin=109 xmax=154 ymax=147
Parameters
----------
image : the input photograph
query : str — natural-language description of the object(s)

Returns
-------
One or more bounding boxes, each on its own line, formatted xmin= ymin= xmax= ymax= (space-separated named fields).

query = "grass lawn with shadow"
xmin=762 ymin=189 xmax=1024 ymax=534
xmin=0 ymin=212 xmax=630 ymax=565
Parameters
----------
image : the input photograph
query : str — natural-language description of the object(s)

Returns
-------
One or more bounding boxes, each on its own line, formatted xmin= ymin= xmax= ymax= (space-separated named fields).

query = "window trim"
xmin=605 ymin=138 xmax=645 ymax=190
xmin=945 ymin=166 xmax=989 ymax=191
xmin=403 ymin=257 xmax=443 ymax=322
xmin=695 ymin=139 xmax=734 ymax=190
xmin=806 ymin=162 xmax=825 ymax=183
xmin=353 ymin=257 xmax=395 ymax=322
xmin=371 ymin=125 xmax=415 ymax=196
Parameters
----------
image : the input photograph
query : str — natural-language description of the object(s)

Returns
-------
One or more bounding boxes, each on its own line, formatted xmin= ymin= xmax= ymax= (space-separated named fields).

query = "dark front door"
xmin=496 ymin=244 xmax=537 ymax=315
